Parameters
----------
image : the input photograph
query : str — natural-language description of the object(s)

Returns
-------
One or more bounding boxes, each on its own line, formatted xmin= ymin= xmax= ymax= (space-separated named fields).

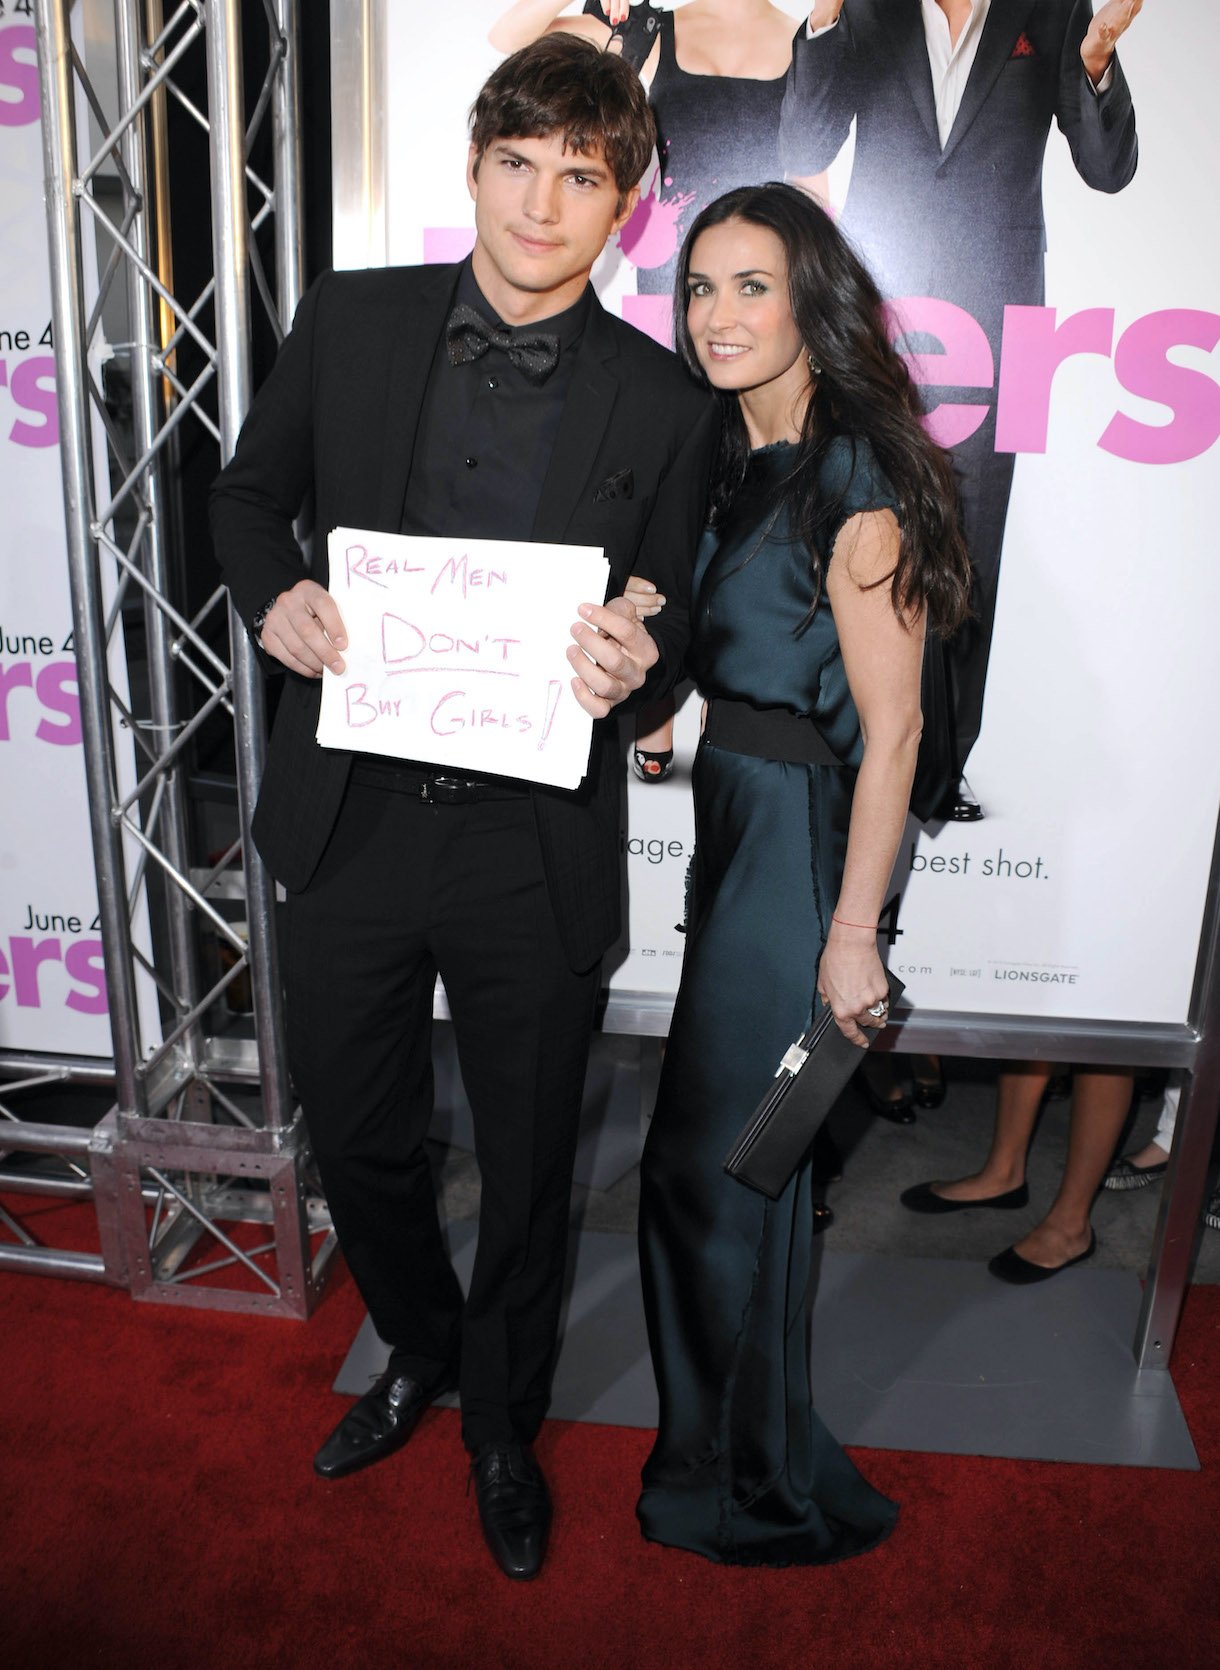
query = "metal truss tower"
xmin=0 ymin=0 xmax=335 ymax=1316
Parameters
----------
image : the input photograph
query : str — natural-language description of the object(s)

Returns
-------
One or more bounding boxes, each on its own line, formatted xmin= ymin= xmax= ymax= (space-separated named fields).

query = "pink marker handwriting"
xmin=345 ymin=543 xmax=424 ymax=590
xmin=538 ymin=680 xmax=561 ymax=751
xmin=430 ymin=554 xmax=508 ymax=597
xmin=381 ymin=614 xmax=520 ymax=671
xmin=430 ymin=691 xmax=533 ymax=737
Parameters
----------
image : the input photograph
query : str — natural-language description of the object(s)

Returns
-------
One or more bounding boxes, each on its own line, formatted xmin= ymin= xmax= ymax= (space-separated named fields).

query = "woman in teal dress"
xmin=635 ymin=183 xmax=970 ymax=1567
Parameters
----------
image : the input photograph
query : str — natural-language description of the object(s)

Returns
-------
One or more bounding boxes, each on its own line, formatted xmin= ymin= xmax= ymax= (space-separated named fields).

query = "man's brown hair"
xmin=470 ymin=34 xmax=655 ymax=205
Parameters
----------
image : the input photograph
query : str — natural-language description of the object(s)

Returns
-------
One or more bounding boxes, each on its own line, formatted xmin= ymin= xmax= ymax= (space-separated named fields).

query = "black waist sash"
xmin=703 ymin=698 xmax=843 ymax=767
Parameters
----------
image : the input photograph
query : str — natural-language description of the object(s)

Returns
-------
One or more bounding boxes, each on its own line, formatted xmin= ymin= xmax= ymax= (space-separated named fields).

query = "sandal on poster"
xmin=632 ymin=747 xmax=674 ymax=783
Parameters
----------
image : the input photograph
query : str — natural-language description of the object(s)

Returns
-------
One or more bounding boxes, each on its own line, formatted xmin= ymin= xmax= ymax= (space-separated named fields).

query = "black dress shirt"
xmin=401 ymin=261 xmax=591 ymax=543
xmin=358 ymin=264 xmax=592 ymax=787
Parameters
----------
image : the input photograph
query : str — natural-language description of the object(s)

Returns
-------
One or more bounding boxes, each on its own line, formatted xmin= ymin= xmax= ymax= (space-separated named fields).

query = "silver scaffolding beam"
xmin=4 ymin=0 xmax=336 ymax=1316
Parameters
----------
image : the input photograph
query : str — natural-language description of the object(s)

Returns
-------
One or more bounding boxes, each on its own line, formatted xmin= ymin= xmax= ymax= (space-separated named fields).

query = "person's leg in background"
xmin=1105 ymin=1083 xmax=1178 ymax=1188
xmin=900 ymin=1059 xmax=1050 ymax=1212
xmin=989 ymin=1066 xmax=1135 ymax=1281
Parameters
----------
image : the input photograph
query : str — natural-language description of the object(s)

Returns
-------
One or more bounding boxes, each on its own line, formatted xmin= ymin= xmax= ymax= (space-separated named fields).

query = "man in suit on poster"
xmin=780 ymin=1 xmax=1141 ymax=816
xmin=210 ymin=35 xmax=715 ymax=1581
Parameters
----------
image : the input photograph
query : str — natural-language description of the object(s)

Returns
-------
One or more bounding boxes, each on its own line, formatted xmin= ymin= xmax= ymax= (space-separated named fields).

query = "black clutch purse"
xmin=723 ymin=970 xmax=906 ymax=1199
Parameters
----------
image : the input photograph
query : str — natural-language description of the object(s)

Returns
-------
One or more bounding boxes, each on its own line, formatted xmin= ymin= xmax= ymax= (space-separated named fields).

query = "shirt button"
xmin=487 ymin=376 xmax=499 ymax=389
xmin=465 ymin=456 xmax=478 ymax=469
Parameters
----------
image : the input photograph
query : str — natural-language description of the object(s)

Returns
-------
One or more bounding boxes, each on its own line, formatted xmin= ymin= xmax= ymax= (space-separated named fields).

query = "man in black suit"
xmin=781 ymin=1 xmax=1140 ymax=815
xmin=210 ymin=35 xmax=715 ymax=1580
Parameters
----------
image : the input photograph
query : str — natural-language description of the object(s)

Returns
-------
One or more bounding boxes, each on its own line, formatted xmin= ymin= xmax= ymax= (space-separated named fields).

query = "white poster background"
xmin=318 ymin=528 xmax=608 ymax=789
xmin=338 ymin=1 xmax=1220 ymax=1022
xmin=1 ymin=8 xmax=158 ymax=1055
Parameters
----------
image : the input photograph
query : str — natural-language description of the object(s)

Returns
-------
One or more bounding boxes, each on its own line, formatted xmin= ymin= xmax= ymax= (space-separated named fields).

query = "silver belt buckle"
xmin=425 ymin=775 xmax=466 ymax=804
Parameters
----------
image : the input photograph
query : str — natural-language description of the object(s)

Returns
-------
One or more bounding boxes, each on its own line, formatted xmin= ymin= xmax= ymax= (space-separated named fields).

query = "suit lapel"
xmin=374 ymin=263 xmax=462 ymax=531
xmin=941 ymin=0 xmax=1036 ymax=164
xmin=877 ymin=0 xmax=940 ymax=152
xmin=531 ymin=294 xmax=619 ymax=541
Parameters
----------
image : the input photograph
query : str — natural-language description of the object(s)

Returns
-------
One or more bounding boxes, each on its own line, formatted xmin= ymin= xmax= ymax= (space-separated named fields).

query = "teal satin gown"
xmin=637 ymin=436 xmax=901 ymax=1566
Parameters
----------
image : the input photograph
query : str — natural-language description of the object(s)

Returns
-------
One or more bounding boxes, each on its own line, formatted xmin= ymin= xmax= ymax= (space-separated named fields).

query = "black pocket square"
xmin=593 ymin=468 xmax=634 ymax=503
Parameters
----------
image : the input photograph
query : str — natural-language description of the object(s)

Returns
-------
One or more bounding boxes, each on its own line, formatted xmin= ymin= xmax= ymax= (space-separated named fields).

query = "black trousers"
xmin=949 ymin=402 xmax=1016 ymax=772
xmin=283 ymin=778 xmax=600 ymax=1449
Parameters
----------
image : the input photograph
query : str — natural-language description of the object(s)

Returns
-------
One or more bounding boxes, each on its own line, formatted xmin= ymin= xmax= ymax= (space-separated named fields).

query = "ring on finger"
xmin=866 ymin=999 xmax=889 ymax=1019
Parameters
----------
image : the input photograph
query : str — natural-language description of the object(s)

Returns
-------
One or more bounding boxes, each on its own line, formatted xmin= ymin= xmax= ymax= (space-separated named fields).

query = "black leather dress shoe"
xmin=900 ymin=1180 xmax=1029 ymax=1214
xmin=471 ymin=1441 xmax=552 ymax=1580
xmin=988 ymin=1229 xmax=1097 ymax=1284
xmin=313 ymin=1366 xmax=454 ymax=1480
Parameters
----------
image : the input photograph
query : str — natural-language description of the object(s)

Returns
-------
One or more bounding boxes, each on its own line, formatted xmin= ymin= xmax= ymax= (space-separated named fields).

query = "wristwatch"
xmin=250 ymin=595 xmax=280 ymax=648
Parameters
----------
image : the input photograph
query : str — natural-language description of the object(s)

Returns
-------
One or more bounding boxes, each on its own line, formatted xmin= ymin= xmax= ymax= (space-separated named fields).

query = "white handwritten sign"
xmin=316 ymin=528 xmax=610 ymax=790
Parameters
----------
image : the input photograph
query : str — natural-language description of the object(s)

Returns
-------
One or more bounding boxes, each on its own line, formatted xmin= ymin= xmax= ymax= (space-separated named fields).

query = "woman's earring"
xmin=807 ymin=351 xmax=822 ymax=375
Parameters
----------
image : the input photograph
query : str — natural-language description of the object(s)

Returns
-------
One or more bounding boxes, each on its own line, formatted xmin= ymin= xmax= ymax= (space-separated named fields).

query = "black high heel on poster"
xmin=632 ymin=747 xmax=674 ymax=783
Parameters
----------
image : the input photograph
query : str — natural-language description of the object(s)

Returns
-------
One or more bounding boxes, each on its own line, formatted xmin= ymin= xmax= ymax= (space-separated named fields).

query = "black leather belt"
xmin=703 ymin=697 xmax=842 ymax=767
xmin=350 ymin=761 xmax=530 ymax=803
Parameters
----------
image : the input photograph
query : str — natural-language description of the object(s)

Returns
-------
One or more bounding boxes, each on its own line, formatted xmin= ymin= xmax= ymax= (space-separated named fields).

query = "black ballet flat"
xmin=856 ymin=1073 xmax=915 ymax=1124
xmin=911 ymin=1067 xmax=946 ymax=1110
xmin=988 ymin=1229 xmax=1097 ymax=1284
xmin=900 ymin=1180 xmax=1029 ymax=1214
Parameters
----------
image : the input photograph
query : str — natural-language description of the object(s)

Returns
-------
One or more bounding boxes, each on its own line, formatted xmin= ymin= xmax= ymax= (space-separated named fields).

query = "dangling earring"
xmin=807 ymin=351 xmax=822 ymax=376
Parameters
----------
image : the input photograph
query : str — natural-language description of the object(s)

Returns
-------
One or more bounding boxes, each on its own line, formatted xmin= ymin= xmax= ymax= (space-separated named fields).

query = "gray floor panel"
xmin=334 ymin=1222 xmax=1199 ymax=1470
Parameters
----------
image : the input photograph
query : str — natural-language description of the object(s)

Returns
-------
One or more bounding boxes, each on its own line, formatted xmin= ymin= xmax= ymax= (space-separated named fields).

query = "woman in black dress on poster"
xmin=491 ymin=3 xmax=828 ymax=780
xmin=634 ymin=183 xmax=970 ymax=1566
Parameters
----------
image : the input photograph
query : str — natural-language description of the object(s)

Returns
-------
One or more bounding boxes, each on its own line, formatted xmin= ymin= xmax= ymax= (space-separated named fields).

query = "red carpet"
xmin=2 ymin=1193 xmax=1217 ymax=1669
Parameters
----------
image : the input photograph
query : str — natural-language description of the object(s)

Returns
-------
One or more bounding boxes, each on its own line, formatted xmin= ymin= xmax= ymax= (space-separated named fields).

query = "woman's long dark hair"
xmin=673 ymin=183 xmax=971 ymax=634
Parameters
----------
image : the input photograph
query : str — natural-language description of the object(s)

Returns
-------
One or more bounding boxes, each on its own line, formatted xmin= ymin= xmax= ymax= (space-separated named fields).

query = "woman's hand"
xmin=817 ymin=925 xmax=890 ymax=1048
xmin=807 ymin=2 xmax=846 ymax=30
xmin=623 ymin=574 xmax=666 ymax=621
xmin=599 ymin=0 xmax=632 ymax=26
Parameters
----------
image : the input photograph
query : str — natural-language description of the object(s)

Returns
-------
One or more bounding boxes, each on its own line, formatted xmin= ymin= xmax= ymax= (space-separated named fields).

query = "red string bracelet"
xmin=832 ymin=913 xmax=879 ymax=931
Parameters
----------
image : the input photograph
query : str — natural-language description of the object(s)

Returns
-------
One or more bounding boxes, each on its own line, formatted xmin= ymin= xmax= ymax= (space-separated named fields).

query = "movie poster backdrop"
xmin=332 ymin=1 xmax=1219 ymax=1026
xmin=0 ymin=8 xmax=155 ymax=1056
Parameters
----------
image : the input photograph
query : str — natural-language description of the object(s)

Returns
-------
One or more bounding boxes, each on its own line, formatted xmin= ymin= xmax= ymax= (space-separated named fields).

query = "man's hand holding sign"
xmin=259 ymin=563 xmax=657 ymax=718
xmin=292 ymin=529 xmax=646 ymax=790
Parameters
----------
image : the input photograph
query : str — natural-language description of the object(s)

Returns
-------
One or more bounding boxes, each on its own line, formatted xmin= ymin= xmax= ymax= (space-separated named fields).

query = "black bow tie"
xmin=445 ymin=301 xmax=561 ymax=386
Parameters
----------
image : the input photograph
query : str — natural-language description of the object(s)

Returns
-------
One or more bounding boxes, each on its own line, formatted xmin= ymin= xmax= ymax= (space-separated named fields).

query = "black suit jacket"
xmin=210 ymin=263 xmax=717 ymax=971
xmin=779 ymin=0 xmax=1137 ymax=335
